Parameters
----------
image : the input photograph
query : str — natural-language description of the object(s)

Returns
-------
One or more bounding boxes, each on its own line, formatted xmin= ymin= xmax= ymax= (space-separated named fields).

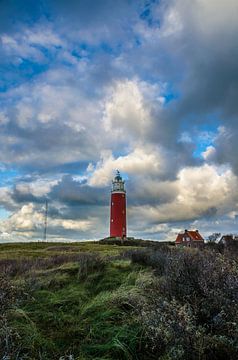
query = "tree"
xmin=207 ymin=233 xmax=221 ymax=242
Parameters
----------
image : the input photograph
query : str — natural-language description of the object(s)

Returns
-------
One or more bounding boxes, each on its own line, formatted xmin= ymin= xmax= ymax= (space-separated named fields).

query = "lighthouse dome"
xmin=112 ymin=170 xmax=125 ymax=192
xmin=115 ymin=170 xmax=122 ymax=181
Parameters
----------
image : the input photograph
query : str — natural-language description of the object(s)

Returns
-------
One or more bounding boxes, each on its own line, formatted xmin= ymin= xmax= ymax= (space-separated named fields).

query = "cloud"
xmin=162 ymin=0 xmax=238 ymax=171
xmin=128 ymin=164 xmax=238 ymax=232
xmin=0 ymin=203 xmax=43 ymax=236
xmin=88 ymin=146 xmax=164 ymax=187
xmin=50 ymin=175 xmax=108 ymax=205
xmin=0 ymin=28 xmax=61 ymax=64
xmin=0 ymin=66 xmax=108 ymax=169
xmin=103 ymin=79 xmax=162 ymax=140
xmin=50 ymin=218 xmax=92 ymax=231
xmin=0 ymin=201 xmax=94 ymax=242
xmin=0 ymin=0 xmax=238 ymax=241
xmin=202 ymin=146 xmax=216 ymax=161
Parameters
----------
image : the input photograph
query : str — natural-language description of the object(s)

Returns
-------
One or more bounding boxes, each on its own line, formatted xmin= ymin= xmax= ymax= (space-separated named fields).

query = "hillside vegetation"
xmin=0 ymin=242 xmax=237 ymax=360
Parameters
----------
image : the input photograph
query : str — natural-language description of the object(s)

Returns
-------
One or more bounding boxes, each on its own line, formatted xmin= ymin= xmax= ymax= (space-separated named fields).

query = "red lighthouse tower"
xmin=110 ymin=170 xmax=127 ymax=238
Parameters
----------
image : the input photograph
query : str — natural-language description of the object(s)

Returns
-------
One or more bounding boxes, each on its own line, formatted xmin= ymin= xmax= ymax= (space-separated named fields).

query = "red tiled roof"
xmin=188 ymin=231 xmax=204 ymax=241
xmin=175 ymin=230 xmax=204 ymax=243
xmin=175 ymin=234 xmax=184 ymax=243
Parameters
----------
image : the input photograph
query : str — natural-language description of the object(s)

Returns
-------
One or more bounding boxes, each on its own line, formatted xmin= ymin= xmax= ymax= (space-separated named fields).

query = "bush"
xmin=161 ymin=251 xmax=238 ymax=325
xmin=131 ymin=248 xmax=238 ymax=359
xmin=77 ymin=252 xmax=106 ymax=279
xmin=0 ymin=253 xmax=103 ymax=278
xmin=125 ymin=247 xmax=171 ymax=276
xmin=0 ymin=276 xmax=22 ymax=359
xmin=139 ymin=297 xmax=199 ymax=359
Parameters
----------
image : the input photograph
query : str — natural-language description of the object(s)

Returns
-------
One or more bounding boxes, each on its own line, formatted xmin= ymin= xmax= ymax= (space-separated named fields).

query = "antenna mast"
xmin=43 ymin=199 xmax=48 ymax=242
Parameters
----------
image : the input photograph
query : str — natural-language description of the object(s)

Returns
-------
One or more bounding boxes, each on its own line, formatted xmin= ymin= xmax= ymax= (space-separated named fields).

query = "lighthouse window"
xmin=112 ymin=202 xmax=114 ymax=206
xmin=111 ymin=219 xmax=113 ymax=222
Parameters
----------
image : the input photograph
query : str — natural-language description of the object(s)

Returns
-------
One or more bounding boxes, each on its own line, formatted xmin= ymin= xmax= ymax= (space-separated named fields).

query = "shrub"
xmin=0 ymin=276 xmax=22 ymax=359
xmin=77 ymin=252 xmax=106 ymax=280
xmin=132 ymin=249 xmax=238 ymax=359
xmin=125 ymin=247 xmax=171 ymax=276
xmin=139 ymin=297 xmax=199 ymax=359
xmin=161 ymin=251 xmax=238 ymax=324
xmin=0 ymin=253 xmax=103 ymax=278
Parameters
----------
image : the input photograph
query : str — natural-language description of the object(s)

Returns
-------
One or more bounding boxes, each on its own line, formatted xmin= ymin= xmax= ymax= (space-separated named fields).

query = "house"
xmin=218 ymin=234 xmax=238 ymax=247
xmin=175 ymin=229 xmax=204 ymax=248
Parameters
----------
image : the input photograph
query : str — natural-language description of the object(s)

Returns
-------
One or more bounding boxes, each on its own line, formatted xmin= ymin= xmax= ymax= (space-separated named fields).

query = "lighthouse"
xmin=110 ymin=170 xmax=127 ymax=238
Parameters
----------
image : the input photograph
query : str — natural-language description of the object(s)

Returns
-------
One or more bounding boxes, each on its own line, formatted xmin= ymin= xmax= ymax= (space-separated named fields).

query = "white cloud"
xmin=134 ymin=21 xmax=161 ymax=43
xmin=161 ymin=6 xmax=183 ymax=37
xmin=130 ymin=164 xmax=238 ymax=224
xmin=144 ymin=223 xmax=170 ymax=234
xmin=15 ymin=178 xmax=58 ymax=198
xmin=51 ymin=218 xmax=92 ymax=231
xmin=0 ymin=25 xmax=64 ymax=64
xmin=1 ymin=34 xmax=43 ymax=63
xmin=0 ymin=187 xmax=16 ymax=209
xmin=202 ymin=145 xmax=216 ymax=161
xmin=161 ymin=0 xmax=238 ymax=39
xmin=179 ymin=132 xmax=192 ymax=143
xmin=103 ymin=80 xmax=154 ymax=141
xmin=0 ymin=203 xmax=43 ymax=235
xmin=88 ymin=146 xmax=164 ymax=187
xmin=0 ymin=202 xmax=93 ymax=241
xmin=25 ymin=27 xmax=63 ymax=47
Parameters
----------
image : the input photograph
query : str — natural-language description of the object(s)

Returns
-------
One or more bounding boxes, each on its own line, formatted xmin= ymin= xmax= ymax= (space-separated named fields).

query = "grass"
xmin=1 ymin=242 xmax=146 ymax=359
xmin=0 ymin=241 xmax=137 ymax=260
xmin=2 ymin=242 xmax=237 ymax=359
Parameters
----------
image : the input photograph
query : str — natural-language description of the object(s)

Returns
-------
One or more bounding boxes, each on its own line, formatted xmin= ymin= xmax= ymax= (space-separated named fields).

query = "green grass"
xmin=3 ymin=243 xmax=147 ymax=359
xmin=0 ymin=241 xmax=137 ymax=259
xmin=3 ymin=242 xmax=236 ymax=360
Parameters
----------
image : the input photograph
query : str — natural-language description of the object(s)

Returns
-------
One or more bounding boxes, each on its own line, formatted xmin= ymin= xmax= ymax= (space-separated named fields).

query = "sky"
xmin=0 ymin=0 xmax=238 ymax=242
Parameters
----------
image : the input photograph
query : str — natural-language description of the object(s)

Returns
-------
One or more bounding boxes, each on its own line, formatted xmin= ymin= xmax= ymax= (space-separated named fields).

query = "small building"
xmin=175 ymin=229 xmax=204 ymax=248
xmin=218 ymin=234 xmax=238 ymax=246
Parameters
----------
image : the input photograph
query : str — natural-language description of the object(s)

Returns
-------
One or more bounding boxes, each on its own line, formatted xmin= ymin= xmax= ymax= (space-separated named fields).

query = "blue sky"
xmin=0 ymin=0 xmax=238 ymax=242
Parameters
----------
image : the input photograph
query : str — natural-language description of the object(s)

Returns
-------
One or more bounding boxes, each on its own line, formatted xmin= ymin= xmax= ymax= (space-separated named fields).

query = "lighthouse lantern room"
xmin=110 ymin=170 xmax=127 ymax=238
